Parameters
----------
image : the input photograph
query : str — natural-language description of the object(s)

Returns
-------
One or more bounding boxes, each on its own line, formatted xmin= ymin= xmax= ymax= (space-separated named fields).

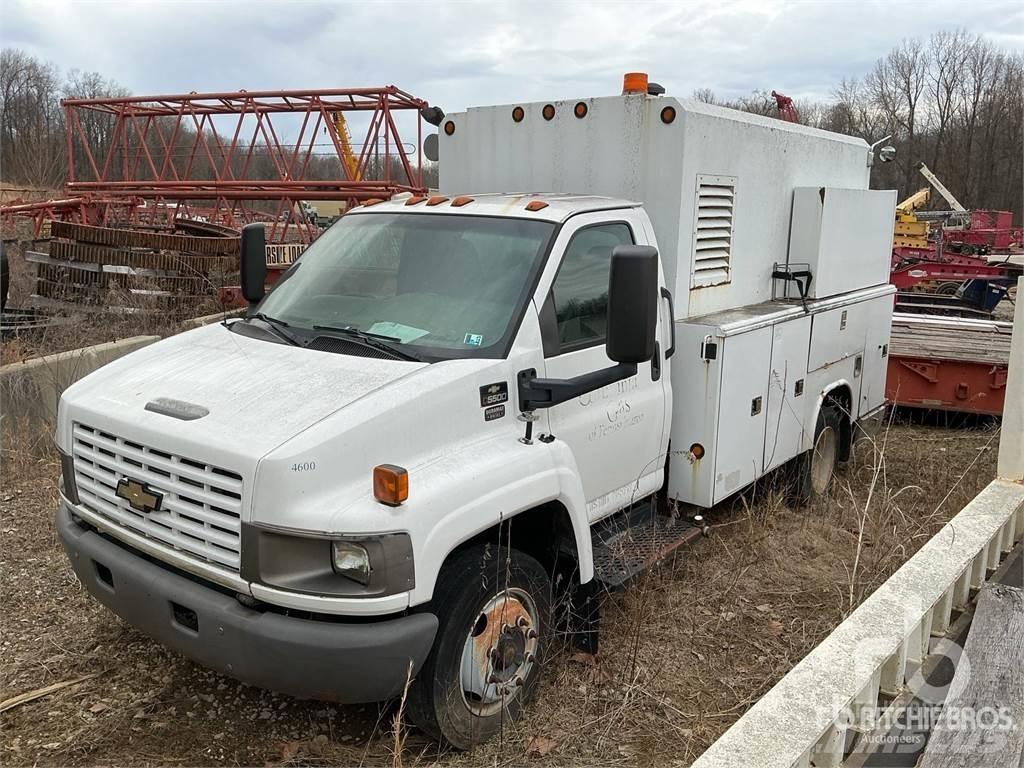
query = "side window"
xmin=549 ymin=223 xmax=633 ymax=352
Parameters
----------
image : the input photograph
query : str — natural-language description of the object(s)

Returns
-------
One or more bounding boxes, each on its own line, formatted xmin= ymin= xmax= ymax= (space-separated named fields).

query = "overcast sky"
xmin=3 ymin=0 xmax=1022 ymax=109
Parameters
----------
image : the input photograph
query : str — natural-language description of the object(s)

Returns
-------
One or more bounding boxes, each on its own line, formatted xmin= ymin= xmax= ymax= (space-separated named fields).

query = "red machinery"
xmin=2 ymin=86 xmax=431 ymax=244
xmin=771 ymin=91 xmax=800 ymax=123
xmin=886 ymin=314 xmax=1011 ymax=416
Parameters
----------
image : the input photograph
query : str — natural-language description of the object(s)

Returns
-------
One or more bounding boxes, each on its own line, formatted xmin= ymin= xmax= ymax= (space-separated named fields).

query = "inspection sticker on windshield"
xmin=463 ymin=333 xmax=484 ymax=346
xmin=368 ymin=322 xmax=429 ymax=344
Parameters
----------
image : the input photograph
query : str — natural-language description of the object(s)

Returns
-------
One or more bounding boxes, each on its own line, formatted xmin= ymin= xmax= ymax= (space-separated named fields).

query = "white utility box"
xmin=787 ymin=187 xmax=897 ymax=299
xmin=440 ymin=96 xmax=877 ymax=318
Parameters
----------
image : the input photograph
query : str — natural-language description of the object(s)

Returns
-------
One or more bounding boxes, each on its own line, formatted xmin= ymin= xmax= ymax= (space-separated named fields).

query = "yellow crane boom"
xmin=333 ymin=113 xmax=359 ymax=181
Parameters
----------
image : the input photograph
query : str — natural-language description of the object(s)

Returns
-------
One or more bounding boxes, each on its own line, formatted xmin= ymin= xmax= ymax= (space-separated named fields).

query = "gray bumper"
xmin=57 ymin=504 xmax=438 ymax=702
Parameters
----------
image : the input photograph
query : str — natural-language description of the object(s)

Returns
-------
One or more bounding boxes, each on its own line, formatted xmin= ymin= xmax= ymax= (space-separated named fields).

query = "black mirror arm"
xmin=517 ymin=363 xmax=638 ymax=412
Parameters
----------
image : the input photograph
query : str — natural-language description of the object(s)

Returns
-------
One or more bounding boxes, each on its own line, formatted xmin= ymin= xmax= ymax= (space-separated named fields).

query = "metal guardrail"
xmin=691 ymin=279 xmax=1024 ymax=768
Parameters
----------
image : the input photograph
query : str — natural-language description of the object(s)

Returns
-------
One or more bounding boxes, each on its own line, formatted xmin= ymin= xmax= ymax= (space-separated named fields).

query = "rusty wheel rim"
xmin=459 ymin=588 xmax=539 ymax=717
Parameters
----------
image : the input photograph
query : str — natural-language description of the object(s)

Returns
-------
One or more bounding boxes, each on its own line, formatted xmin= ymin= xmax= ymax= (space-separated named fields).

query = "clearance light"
xmin=362 ymin=198 xmax=384 ymax=207
xmin=542 ymin=104 xmax=556 ymax=121
xmin=525 ymin=200 xmax=549 ymax=212
xmin=512 ymin=106 xmax=525 ymax=123
xmin=574 ymin=102 xmax=588 ymax=118
xmin=374 ymin=464 xmax=409 ymax=506
xmin=661 ymin=106 xmax=677 ymax=124
xmin=426 ymin=195 xmax=449 ymax=206
xmin=405 ymin=195 xmax=427 ymax=205
xmin=689 ymin=443 xmax=706 ymax=460
xmin=451 ymin=196 xmax=474 ymax=207
xmin=622 ymin=72 xmax=649 ymax=94
xmin=443 ymin=120 xmax=456 ymax=136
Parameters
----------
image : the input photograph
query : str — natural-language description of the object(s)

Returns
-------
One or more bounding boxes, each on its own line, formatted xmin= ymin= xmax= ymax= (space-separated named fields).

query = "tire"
xmin=408 ymin=545 xmax=552 ymax=749
xmin=936 ymin=281 xmax=961 ymax=296
xmin=797 ymin=405 xmax=842 ymax=500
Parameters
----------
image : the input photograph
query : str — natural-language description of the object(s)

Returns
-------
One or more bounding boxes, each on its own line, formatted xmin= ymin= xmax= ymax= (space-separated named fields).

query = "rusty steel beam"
xmin=50 ymin=221 xmax=239 ymax=255
xmin=58 ymin=85 xmax=430 ymax=243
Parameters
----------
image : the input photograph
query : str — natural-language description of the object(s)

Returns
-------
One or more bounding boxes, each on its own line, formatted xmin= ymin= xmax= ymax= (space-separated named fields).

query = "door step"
xmin=591 ymin=502 xmax=700 ymax=590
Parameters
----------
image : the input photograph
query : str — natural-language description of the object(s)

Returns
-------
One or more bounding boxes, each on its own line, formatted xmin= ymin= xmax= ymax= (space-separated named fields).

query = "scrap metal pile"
xmin=26 ymin=221 xmax=238 ymax=313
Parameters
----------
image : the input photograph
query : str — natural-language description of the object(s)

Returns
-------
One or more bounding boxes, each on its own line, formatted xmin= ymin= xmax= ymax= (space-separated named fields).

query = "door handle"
xmin=660 ymin=287 xmax=676 ymax=359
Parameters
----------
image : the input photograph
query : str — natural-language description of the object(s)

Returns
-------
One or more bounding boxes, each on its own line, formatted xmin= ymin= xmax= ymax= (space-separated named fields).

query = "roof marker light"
xmin=512 ymin=106 xmax=525 ymax=123
xmin=426 ymin=195 xmax=449 ymax=206
xmin=451 ymin=196 xmax=474 ymax=207
xmin=542 ymin=104 xmax=555 ymax=121
xmin=443 ymin=120 xmax=455 ymax=136
xmin=574 ymin=102 xmax=588 ymax=118
xmin=405 ymin=195 xmax=427 ymax=205
xmin=525 ymin=200 xmax=549 ymax=212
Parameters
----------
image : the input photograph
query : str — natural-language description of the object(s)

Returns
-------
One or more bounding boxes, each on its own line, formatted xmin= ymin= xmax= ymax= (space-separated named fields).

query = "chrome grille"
xmin=71 ymin=423 xmax=243 ymax=572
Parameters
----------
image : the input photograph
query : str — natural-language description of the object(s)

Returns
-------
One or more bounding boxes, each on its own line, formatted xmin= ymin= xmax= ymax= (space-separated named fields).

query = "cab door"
xmin=536 ymin=211 xmax=671 ymax=522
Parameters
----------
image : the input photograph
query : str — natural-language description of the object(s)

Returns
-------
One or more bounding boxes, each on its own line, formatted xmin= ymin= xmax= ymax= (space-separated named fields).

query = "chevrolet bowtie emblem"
xmin=488 ymin=385 xmax=500 ymax=394
xmin=116 ymin=478 xmax=163 ymax=514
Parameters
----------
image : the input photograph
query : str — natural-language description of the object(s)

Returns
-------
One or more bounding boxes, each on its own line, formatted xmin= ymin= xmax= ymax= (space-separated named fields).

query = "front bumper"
xmin=57 ymin=503 xmax=438 ymax=702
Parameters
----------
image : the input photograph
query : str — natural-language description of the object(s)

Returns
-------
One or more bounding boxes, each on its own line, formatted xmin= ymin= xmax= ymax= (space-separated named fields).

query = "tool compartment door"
xmin=763 ymin=314 xmax=812 ymax=473
xmin=858 ymin=293 xmax=894 ymax=417
xmin=713 ymin=326 xmax=772 ymax=504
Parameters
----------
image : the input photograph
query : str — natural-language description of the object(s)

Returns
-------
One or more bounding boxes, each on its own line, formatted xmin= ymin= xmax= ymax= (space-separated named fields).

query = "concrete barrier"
xmin=181 ymin=308 xmax=243 ymax=329
xmin=0 ymin=335 xmax=159 ymax=450
xmin=690 ymin=482 xmax=1024 ymax=768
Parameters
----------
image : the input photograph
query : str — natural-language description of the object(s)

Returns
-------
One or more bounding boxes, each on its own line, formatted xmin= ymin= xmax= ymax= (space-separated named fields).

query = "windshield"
xmin=255 ymin=212 xmax=555 ymax=358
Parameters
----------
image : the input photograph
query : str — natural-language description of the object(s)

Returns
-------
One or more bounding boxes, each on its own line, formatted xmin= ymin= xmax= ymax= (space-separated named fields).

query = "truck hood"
xmin=56 ymin=321 xmax=427 ymax=464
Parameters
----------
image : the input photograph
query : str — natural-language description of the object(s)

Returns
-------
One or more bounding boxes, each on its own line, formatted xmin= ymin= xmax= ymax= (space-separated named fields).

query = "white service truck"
xmin=55 ymin=76 xmax=897 ymax=748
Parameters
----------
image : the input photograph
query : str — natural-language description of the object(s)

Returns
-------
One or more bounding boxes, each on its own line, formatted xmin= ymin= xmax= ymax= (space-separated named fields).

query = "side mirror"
xmin=240 ymin=223 xmax=267 ymax=305
xmin=879 ymin=145 xmax=896 ymax=163
xmin=606 ymin=245 xmax=658 ymax=364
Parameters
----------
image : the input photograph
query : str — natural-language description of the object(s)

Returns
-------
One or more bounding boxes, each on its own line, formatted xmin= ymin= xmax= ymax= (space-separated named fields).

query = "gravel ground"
xmin=0 ymin=421 xmax=1000 ymax=766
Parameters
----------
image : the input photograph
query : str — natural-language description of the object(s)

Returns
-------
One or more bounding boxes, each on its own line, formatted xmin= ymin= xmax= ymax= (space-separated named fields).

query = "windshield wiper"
xmin=249 ymin=312 xmax=302 ymax=347
xmin=312 ymin=324 xmax=422 ymax=362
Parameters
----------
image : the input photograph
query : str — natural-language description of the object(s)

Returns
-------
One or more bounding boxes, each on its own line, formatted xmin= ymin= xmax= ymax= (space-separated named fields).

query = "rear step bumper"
xmin=57 ymin=503 xmax=437 ymax=703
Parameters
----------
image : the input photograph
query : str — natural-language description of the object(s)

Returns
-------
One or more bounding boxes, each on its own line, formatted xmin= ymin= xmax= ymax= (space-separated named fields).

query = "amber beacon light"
xmin=374 ymin=464 xmax=409 ymax=506
xmin=622 ymin=72 xmax=649 ymax=94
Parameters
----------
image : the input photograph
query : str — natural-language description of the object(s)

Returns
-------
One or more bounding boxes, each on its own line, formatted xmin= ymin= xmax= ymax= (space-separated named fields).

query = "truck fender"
xmin=808 ymin=378 xmax=855 ymax=453
xmin=410 ymin=438 xmax=592 ymax=606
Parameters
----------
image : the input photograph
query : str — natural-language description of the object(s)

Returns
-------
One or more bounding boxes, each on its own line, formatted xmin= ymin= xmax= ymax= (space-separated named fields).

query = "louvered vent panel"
xmin=690 ymin=176 xmax=736 ymax=288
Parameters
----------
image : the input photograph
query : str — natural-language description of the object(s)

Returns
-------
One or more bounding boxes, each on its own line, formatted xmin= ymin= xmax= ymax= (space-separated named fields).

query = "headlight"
xmin=332 ymin=541 xmax=371 ymax=584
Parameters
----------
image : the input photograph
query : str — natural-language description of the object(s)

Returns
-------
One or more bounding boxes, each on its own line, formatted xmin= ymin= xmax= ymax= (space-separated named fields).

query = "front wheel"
xmin=408 ymin=545 xmax=552 ymax=749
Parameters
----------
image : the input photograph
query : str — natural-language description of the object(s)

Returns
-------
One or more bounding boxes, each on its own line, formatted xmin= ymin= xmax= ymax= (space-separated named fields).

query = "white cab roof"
xmin=350 ymin=192 xmax=639 ymax=223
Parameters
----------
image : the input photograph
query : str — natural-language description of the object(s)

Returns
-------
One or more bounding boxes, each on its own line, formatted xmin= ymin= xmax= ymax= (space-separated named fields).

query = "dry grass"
xmin=0 ymin=416 xmax=999 ymax=766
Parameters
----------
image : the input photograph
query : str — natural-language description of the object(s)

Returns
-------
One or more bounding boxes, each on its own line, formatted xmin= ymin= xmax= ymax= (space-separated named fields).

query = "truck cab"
xmin=56 ymin=77 xmax=897 ymax=748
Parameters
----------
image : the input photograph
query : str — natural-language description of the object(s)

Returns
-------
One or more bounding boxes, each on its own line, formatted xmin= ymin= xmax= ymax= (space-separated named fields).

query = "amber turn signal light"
xmin=689 ymin=443 xmax=705 ymax=460
xmin=374 ymin=464 xmax=409 ymax=506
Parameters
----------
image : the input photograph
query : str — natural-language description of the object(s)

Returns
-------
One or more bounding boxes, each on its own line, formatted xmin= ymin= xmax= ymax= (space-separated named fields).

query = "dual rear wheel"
xmin=798 ymin=403 xmax=844 ymax=499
